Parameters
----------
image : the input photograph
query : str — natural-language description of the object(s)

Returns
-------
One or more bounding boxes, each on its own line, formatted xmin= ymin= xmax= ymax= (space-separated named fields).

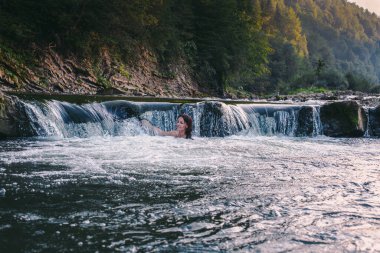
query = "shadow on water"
xmin=0 ymin=154 xmax=209 ymax=252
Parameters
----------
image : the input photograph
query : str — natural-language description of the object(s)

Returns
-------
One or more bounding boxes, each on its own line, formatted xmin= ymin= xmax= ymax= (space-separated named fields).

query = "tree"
xmin=193 ymin=0 xmax=269 ymax=95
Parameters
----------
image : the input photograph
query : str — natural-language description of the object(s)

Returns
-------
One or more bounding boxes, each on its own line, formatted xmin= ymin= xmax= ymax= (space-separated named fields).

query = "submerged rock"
xmin=369 ymin=105 xmax=380 ymax=137
xmin=320 ymin=101 xmax=367 ymax=137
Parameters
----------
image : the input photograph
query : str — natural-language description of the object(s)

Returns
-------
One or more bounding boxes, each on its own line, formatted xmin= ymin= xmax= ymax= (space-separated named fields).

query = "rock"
xmin=369 ymin=105 xmax=380 ymax=136
xmin=52 ymin=83 xmax=65 ymax=93
xmin=97 ymin=87 xmax=125 ymax=95
xmin=320 ymin=101 xmax=367 ymax=137
xmin=1 ymin=45 xmax=203 ymax=97
xmin=0 ymin=92 xmax=31 ymax=137
xmin=200 ymin=101 xmax=226 ymax=137
xmin=296 ymin=106 xmax=315 ymax=137
xmin=0 ymin=92 xmax=16 ymax=137
xmin=199 ymin=101 xmax=245 ymax=137
xmin=102 ymin=100 xmax=141 ymax=120
xmin=200 ymin=101 xmax=259 ymax=137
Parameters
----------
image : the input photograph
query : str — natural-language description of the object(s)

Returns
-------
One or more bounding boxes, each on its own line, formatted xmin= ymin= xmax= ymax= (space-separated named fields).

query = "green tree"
xmin=193 ymin=0 xmax=269 ymax=95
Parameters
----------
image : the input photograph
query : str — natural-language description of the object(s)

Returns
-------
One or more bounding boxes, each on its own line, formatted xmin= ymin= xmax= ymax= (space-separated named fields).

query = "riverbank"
xmin=2 ymin=47 xmax=380 ymax=105
xmin=3 ymin=47 xmax=380 ymax=104
xmin=0 ymin=48 xmax=205 ymax=98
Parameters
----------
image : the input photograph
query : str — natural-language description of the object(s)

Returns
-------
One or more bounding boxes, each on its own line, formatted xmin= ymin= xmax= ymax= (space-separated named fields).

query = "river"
xmin=0 ymin=98 xmax=380 ymax=252
xmin=1 ymin=134 xmax=379 ymax=252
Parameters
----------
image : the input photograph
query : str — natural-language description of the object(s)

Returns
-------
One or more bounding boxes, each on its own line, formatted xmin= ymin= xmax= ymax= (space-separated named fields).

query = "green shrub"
xmin=118 ymin=65 xmax=131 ymax=80
xmin=289 ymin=86 xmax=330 ymax=95
xmin=96 ymin=75 xmax=111 ymax=88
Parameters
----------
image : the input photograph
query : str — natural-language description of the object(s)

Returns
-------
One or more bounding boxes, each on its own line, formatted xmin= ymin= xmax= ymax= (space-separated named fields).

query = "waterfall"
xmin=312 ymin=106 xmax=323 ymax=136
xmin=363 ymin=107 xmax=370 ymax=137
xmin=20 ymin=100 xmax=64 ymax=137
xmin=238 ymin=104 xmax=301 ymax=136
xmin=19 ymin=100 xmax=131 ymax=137
xmin=181 ymin=103 xmax=205 ymax=137
xmin=7 ymin=98 xmax=325 ymax=138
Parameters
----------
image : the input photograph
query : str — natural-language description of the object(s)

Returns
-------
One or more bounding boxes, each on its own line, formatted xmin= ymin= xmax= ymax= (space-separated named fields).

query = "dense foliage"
xmin=1 ymin=0 xmax=380 ymax=95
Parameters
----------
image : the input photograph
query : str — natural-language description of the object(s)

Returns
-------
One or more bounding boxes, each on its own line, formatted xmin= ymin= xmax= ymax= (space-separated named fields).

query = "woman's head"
xmin=177 ymin=114 xmax=193 ymax=139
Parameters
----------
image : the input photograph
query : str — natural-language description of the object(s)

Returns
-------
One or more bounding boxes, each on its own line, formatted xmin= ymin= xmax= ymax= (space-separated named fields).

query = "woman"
xmin=141 ymin=114 xmax=193 ymax=139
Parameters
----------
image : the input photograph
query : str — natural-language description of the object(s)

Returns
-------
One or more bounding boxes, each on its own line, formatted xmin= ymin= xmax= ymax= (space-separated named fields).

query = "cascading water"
xmin=16 ymin=100 xmax=181 ymax=138
xmin=363 ymin=107 xmax=371 ymax=137
xmin=238 ymin=104 xmax=301 ymax=136
xmin=20 ymin=100 xmax=64 ymax=137
xmin=181 ymin=102 xmax=205 ymax=137
xmin=19 ymin=100 xmax=136 ymax=138
xmin=10 ymin=98 xmax=327 ymax=138
xmin=312 ymin=106 xmax=323 ymax=136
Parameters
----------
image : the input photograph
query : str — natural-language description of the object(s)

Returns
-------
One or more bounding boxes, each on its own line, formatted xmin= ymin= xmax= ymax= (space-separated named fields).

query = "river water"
xmin=1 ymin=133 xmax=380 ymax=252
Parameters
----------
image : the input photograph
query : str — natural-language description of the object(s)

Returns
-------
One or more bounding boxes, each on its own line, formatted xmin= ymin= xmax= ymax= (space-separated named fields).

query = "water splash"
xmin=1 ymin=136 xmax=380 ymax=252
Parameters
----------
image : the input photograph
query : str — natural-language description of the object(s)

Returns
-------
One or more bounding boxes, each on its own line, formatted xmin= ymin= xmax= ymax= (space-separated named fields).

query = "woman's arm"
xmin=141 ymin=119 xmax=162 ymax=135
xmin=141 ymin=119 xmax=178 ymax=137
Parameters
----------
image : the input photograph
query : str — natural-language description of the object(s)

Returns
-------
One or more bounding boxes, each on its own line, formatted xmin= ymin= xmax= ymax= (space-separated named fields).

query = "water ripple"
xmin=0 ymin=136 xmax=380 ymax=252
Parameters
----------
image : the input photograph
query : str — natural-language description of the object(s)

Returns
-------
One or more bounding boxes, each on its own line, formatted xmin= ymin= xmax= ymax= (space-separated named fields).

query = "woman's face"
xmin=176 ymin=117 xmax=188 ymax=132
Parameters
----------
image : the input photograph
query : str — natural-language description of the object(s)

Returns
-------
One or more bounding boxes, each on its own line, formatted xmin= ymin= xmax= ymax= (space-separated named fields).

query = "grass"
xmin=288 ymin=86 xmax=330 ymax=95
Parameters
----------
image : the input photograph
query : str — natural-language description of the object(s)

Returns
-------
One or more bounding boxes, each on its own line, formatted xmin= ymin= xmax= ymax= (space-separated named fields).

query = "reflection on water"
xmin=0 ymin=136 xmax=380 ymax=252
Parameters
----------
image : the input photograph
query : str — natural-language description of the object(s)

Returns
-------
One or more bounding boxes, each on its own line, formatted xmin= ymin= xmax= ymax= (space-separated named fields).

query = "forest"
xmin=1 ymin=0 xmax=380 ymax=96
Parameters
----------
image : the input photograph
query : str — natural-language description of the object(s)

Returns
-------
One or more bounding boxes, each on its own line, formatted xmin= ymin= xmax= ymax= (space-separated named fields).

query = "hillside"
xmin=0 ymin=0 xmax=380 ymax=97
xmin=288 ymin=0 xmax=380 ymax=92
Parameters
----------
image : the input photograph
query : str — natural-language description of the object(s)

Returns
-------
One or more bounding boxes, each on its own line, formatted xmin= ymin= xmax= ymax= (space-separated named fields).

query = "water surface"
xmin=0 ymin=135 xmax=380 ymax=252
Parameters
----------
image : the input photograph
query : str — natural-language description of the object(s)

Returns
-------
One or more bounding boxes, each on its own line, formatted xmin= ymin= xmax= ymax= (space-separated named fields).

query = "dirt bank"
xmin=0 ymin=47 xmax=204 ymax=98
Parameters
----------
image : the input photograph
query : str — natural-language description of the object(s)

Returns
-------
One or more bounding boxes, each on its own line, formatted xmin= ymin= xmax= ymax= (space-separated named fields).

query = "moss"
xmin=323 ymin=101 xmax=358 ymax=126
xmin=320 ymin=101 xmax=365 ymax=137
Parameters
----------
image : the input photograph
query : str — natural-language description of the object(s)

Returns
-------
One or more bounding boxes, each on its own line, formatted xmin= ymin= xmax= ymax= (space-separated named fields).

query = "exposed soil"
xmin=0 ymin=47 xmax=204 ymax=98
xmin=1 ymin=48 xmax=380 ymax=106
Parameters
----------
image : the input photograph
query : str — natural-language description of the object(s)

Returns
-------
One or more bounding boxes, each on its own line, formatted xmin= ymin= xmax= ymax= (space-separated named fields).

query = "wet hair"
xmin=179 ymin=114 xmax=193 ymax=139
